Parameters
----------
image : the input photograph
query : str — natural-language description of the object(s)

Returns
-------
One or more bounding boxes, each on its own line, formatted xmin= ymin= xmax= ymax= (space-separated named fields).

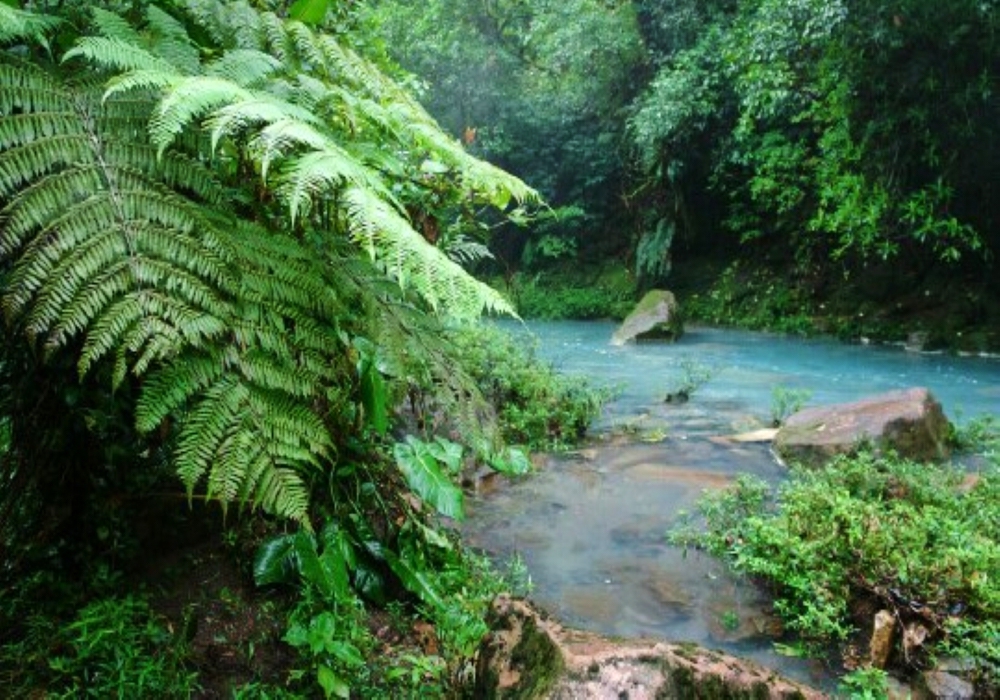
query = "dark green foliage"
xmin=673 ymin=451 xmax=1000 ymax=687
xmin=47 ymin=596 xmax=199 ymax=698
xmin=505 ymin=268 xmax=635 ymax=321
xmin=632 ymin=0 xmax=1000 ymax=272
xmin=366 ymin=0 xmax=647 ymax=270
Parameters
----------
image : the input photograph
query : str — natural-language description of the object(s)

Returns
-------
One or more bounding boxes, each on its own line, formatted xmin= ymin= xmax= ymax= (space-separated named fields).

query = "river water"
xmin=461 ymin=321 xmax=1000 ymax=689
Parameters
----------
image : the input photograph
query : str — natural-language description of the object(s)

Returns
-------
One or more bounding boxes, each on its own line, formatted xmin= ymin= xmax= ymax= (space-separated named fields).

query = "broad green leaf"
xmin=489 ymin=446 xmax=532 ymax=475
xmin=293 ymin=531 xmax=335 ymax=599
xmin=359 ymin=358 xmax=388 ymax=436
xmin=317 ymin=664 xmax=350 ymax=699
xmin=428 ymin=436 xmax=463 ymax=474
xmin=253 ymin=533 xmax=297 ymax=586
xmin=394 ymin=436 xmax=464 ymax=520
xmin=355 ymin=338 xmax=389 ymax=436
xmin=289 ymin=0 xmax=331 ymax=26
xmin=383 ymin=548 xmax=446 ymax=612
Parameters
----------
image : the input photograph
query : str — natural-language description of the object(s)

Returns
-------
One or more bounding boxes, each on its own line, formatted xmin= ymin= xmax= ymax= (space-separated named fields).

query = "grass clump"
xmin=672 ymin=450 xmax=999 ymax=691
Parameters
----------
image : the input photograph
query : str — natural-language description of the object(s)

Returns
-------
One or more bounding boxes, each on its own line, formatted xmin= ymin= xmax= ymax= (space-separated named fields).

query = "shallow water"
xmin=462 ymin=322 xmax=1000 ymax=689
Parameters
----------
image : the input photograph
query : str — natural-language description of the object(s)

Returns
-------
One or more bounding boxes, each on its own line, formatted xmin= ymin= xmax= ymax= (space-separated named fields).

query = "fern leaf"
xmin=64 ymin=37 xmax=180 ymax=75
xmin=205 ymin=49 xmax=282 ymax=87
xmin=103 ymin=70 xmax=181 ymax=101
xmin=0 ymin=135 xmax=92 ymax=202
xmin=259 ymin=11 xmax=295 ymax=64
xmin=342 ymin=186 xmax=516 ymax=320
xmin=150 ymin=76 xmax=254 ymax=154
xmin=135 ymin=354 xmax=228 ymax=432
xmin=205 ymin=96 xmax=321 ymax=155
xmin=145 ymin=5 xmax=202 ymax=76
xmin=278 ymin=147 xmax=388 ymax=224
xmin=0 ymin=5 xmax=60 ymax=46
xmin=0 ymin=63 xmax=72 ymax=114
xmin=88 ymin=7 xmax=145 ymax=45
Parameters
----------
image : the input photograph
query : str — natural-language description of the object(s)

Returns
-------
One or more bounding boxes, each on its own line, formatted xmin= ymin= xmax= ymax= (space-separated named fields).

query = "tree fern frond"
xmin=285 ymin=20 xmax=327 ymax=75
xmin=205 ymin=96 xmax=321 ymax=155
xmin=175 ymin=376 xmax=247 ymax=491
xmin=342 ymin=186 xmax=517 ymax=320
xmin=63 ymin=37 xmax=180 ymax=75
xmin=145 ymin=5 xmax=202 ymax=76
xmin=205 ymin=49 xmax=282 ymax=87
xmin=103 ymin=69 xmax=180 ymax=101
xmin=105 ymin=146 xmax=227 ymax=205
xmin=314 ymin=35 xmax=387 ymax=99
xmin=0 ymin=135 xmax=92 ymax=201
xmin=444 ymin=236 xmax=495 ymax=266
xmin=244 ymin=389 xmax=331 ymax=456
xmin=0 ymin=112 xmax=81 ymax=150
xmin=0 ymin=63 xmax=74 ymax=120
xmin=135 ymin=353 xmax=228 ymax=432
xmin=150 ymin=76 xmax=254 ymax=154
xmin=88 ymin=7 xmax=145 ymax=45
xmin=259 ymin=11 xmax=295 ymax=64
xmin=278 ymin=147 xmax=389 ymax=224
xmin=250 ymin=464 xmax=311 ymax=522
xmin=247 ymin=118 xmax=330 ymax=179
xmin=0 ymin=4 xmax=60 ymax=46
xmin=78 ymin=290 xmax=227 ymax=377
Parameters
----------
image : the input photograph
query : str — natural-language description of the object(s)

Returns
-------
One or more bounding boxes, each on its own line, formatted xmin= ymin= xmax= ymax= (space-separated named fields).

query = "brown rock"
xmin=476 ymin=594 xmax=827 ymax=699
xmin=774 ymin=388 xmax=950 ymax=467
xmin=869 ymin=609 xmax=896 ymax=669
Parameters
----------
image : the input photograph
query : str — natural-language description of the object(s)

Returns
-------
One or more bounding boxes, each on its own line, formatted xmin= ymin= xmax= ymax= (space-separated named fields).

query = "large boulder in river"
xmin=476 ymin=594 xmax=825 ymax=699
xmin=611 ymin=290 xmax=683 ymax=345
xmin=774 ymin=388 xmax=950 ymax=467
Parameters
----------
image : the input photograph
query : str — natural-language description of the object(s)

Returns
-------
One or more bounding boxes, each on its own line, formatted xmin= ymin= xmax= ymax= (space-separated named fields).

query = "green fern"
xmin=0 ymin=4 xmax=60 ymax=46
xmin=1 ymin=0 xmax=539 ymax=528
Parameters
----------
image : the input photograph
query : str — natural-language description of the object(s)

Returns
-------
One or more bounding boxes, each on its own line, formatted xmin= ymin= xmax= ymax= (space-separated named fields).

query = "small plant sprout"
xmin=770 ymin=385 xmax=813 ymax=426
xmin=664 ymin=359 xmax=717 ymax=403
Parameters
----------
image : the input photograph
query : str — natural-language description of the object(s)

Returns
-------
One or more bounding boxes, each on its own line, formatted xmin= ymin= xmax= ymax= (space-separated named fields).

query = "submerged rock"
xmin=611 ymin=289 xmax=683 ymax=345
xmin=917 ymin=670 xmax=975 ymax=700
xmin=774 ymin=388 xmax=950 ymax=467
xmin=476 ymin=594 xmax=825 ymax=699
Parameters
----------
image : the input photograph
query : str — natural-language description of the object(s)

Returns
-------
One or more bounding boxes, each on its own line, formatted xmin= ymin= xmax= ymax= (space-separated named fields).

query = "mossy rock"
xmin=612 ymin=289 xmax=684 ymax=345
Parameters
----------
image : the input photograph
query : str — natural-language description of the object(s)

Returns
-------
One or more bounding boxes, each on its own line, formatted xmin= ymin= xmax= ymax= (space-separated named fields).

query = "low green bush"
xmin=448 ymin=325 xmax=611 ymax=450
xmin=683 ymin=261 xmax=817 ymax=335
xmin=498 ymin=270 xmax=635 ymax=321
xmin=672 ymin=450 xmax=999 ymax=689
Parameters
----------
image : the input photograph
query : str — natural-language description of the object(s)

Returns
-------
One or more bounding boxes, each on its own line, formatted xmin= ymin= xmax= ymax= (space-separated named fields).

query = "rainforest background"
xmin=1 ymin=0 xmax=998 ymax=697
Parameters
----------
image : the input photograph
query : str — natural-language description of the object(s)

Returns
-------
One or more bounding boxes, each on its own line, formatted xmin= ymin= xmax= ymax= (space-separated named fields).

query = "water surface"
xmin=463 ymin=322 xmax=1000 ymax=688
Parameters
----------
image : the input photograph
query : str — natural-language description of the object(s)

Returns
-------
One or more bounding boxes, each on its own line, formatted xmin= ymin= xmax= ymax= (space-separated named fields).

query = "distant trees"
xmin=632 ymin=0 xmax=999 ymax=270
xmin=374 ymin=0 xmax=1000 ymax=290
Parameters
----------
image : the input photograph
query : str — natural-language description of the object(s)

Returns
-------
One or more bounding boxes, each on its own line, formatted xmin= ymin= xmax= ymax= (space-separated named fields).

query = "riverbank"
xmin=492 ymin=252 xmax=1000 ymax=354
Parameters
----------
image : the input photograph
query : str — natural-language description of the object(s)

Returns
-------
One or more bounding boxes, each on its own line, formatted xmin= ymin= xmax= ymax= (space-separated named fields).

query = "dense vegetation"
xmin=0 ymin=1 xmax=603 ymax=696
xmin=2 ymin=0 xmax=998 ymax=697
xmin=672 ymin=425 xmax=1000 ymax=696
xmin=370 ymin=0 xmax=1000 ymax=349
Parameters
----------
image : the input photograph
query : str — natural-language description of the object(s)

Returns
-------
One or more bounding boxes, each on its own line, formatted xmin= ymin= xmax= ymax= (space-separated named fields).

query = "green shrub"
xmin=448 ymin=325 xmax=611 ymax=450
xmin=684 ymin=262 xmax=816 ymax=335
xmin=672 ymin=452 xmax=999 ymax=687
xmin=503 ymin=272 xmax=634 ymax=320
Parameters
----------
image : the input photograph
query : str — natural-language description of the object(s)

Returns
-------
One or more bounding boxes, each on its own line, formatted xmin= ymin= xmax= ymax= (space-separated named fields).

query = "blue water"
xmin=464 ymin=322 xmax=999 ymax=690
xmin=507 ymin=321 xmax=1000 ymax=431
